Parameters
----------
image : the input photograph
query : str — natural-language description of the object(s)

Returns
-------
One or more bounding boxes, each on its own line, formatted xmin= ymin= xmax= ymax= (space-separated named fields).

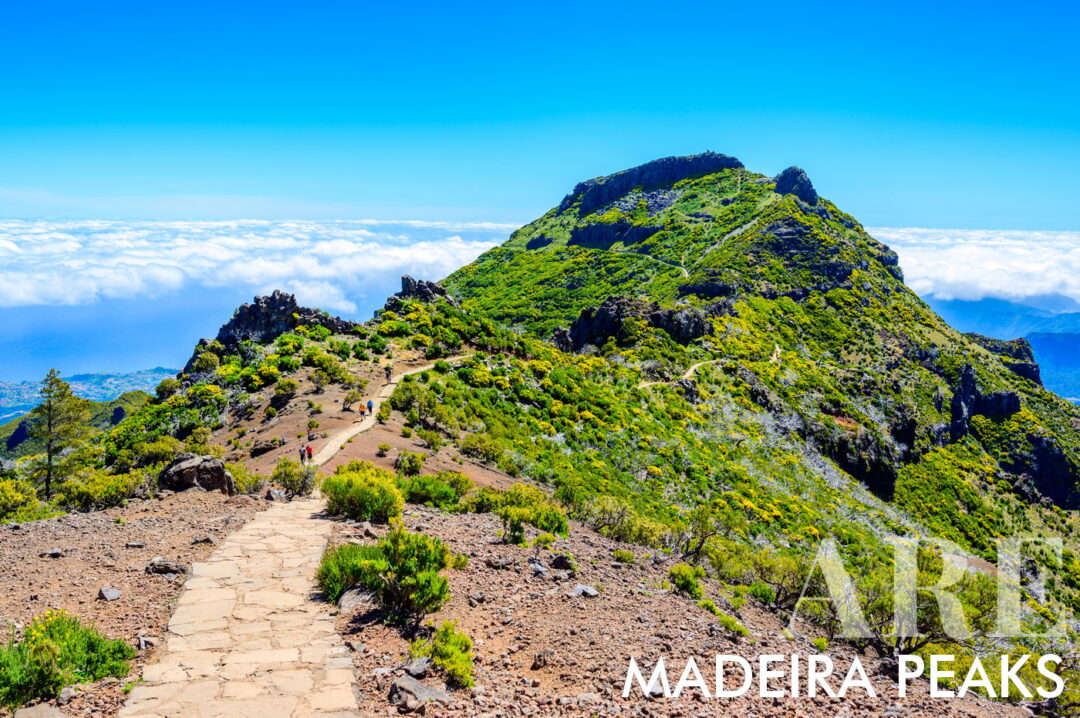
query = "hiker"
xmin=385 ymin=365 xmax=392 ymax=382
xmin=299 ymin=446 xmax=306 ymax=464
xmin=306 ymin=444 xmax=313 ymax=462
xmin=367 ymin=399 xmax=374 ymax=415
xmin=359 ymin=407 xmax=366 ymax=419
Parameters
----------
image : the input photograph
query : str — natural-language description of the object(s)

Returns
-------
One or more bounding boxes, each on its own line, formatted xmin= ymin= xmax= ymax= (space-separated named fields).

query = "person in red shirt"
xmin=306 ymin=445 xmax=313 ymax=462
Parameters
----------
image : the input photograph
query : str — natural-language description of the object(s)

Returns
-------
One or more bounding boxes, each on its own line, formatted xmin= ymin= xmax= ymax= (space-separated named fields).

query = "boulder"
xmin=773 ymin=166 xmax=819 ymax=205
xmin=146 ymin=557 xmax=188 ymax=576
xmin=98 ymin=586 xmax=122 ymax=601
xmin=569 ymin=583 xmax=599 ymax=598
xmin=159 ymin=454 xmax=236 ymax=495
xmin=338 ymin=588 xmax=376 ymax=613
xmin=404 ymin=656 xmax=431 ymax=678
xmin=396 ymin=275 xmax=452 ymax=304
xmin=389 ymin=675 xmax=451 ymax=706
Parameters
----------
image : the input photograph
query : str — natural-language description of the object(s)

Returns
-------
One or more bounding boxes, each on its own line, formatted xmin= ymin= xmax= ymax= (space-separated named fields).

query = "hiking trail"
xmin=121 ymin=357 xmax=469 ymax=717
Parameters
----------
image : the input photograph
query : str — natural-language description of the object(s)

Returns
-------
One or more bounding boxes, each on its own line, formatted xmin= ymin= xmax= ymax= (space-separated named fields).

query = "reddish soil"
xmin=330 ymin=507 xmax=1030 ymax=718
xmin=0 ymin=492 xmax=265 ymax=717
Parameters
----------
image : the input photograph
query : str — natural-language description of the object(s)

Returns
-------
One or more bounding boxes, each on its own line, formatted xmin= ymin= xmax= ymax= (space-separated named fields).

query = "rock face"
xmin=774 ymin=166 xmax=819 ymax=204
xmin=965 ymin=333 xmax=1043 ymax=385
xmin=159 ymin=453 xmax=236 ymax=495
xmin=552 ymin=297 xmax=712 ymax=353
xmin=559 ymin=152 xmax=744 ymax=216
xmin=203 ymin=290 xmax=358 ymax=353
xmin=568 ymin=220 xmax=661 ymax=249
xmin=5 ymin=418 xmax=30 ymax=451
xmin=950 ymin=365 xmax=1022 ymax=441
xmin=396 ymin=275 xmax=453 ymax=304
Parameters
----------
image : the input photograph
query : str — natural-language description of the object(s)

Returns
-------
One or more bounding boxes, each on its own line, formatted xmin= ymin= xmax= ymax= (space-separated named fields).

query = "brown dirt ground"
xmin=330 ymin=507 xmax=1032 ymax=718
xmin=0 ymin=492 xmax=265 ymax=717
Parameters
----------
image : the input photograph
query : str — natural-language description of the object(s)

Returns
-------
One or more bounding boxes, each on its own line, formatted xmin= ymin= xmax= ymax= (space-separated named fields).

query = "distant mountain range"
xmin=925 ymin=297 xmax=1080 ymax=400
xmin=0 ymin=367 xmax=177 ymax=423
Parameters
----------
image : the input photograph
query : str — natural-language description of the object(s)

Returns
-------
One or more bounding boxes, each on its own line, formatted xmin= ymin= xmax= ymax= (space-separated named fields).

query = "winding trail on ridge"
xmin=637 ymin=359 xmax=723 ymax=390
xmin=312 ymin=355 xmax=470 ymax=467
xmin=121 ymin=356 xmax=470 ymax=718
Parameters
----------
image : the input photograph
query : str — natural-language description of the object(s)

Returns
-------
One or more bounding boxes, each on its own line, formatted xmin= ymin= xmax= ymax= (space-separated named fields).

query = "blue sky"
xmin=2 ymin=1 xmax=1080 ymax=381
xmin=2 ymin=1 xmax=1079 ymax=227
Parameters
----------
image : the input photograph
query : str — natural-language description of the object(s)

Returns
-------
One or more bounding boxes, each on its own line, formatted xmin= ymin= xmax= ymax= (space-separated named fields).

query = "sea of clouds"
xmin=870 ymin=227 xmax=1080 ymax=304
xmin=2 ymin=220 xmax=1079 ymax=313
xmin=0 ymin=219 xmax=512 ymax=313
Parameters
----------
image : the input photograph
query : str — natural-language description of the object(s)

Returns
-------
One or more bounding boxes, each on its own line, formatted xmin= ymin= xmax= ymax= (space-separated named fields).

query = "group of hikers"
xmin=298 ymin=364 xmax=393 ymax=465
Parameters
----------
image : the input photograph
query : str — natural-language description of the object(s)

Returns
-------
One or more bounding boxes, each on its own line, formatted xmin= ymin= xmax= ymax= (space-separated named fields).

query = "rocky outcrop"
xmin=567 ymin=220 xmax=661 ymax=249
xmin=383 ymin=275 xmax=456 ymax=314
xmin=206 ymin=290 xmax=358 ymax=352
xmin=965 ymin=333 xmax=1042 ymax=385
xmin=559 ymin=152 xmax=744 ymax=216
xmin=159 ymin=453 xmax=236 ymax=495
xmin=774 ymin=166 xmax=819 ymax=205
xmin=5 ymin=419 xmax=30 ymax=452
xmin=396 ymin=275 xmax=452 ymax=304
xmin=525 ymin=235 xmax=554 ymax=250
xmin=949 ymin=365 xmax=1022 ymax=440
xmin=552 ymin=297 xmax=712 ymax=353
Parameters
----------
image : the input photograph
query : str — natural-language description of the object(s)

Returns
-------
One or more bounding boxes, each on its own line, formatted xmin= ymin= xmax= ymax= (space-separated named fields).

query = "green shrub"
xmin=155 ymin=378 xmax=181 ymax=400
xmin=264 ymin=406 xmax=277 ymax=419
xmin=274 ymin=378 xmax=298 ymax=400
xmin=400 ymin=426 xmax=413 ymax=438
xmin=398 ymin=473 xmax=460 ymax=509
xmin=437 ymin=471 xmax=473 ymax=498
xmin=748 ymin=581 xmax=776 ymax=606
xmin=459 ymin=433 xmax=502 ymax=464
xmin=0 ymin=609 xmax=135 ymax=709
xmin=227 ymin=462 xmax=266 ymax=495
xmin=376 ymin=443 xmax=391 ymax=457
xmin=668 ymin=563 xmax=705 ymax=599
xmin=317 ymin=522 xmax=451 ymax=624
xmin=498 ymin=506 xmax=531 ymax=544
xmin=450 ymin=552 xmax=469 ymax=569
xmin=271 ymin=459 xmax=317 ymax=497
xmin=613 ymin=549 xmax=635 ymax=563
xmin=315 ymin=542 xmax=384 ymax=603
xmin=416 ymin=428 xmax=443 ymax=452
xmin=812 ymin=637 xmax=829 ymax=652
xmin=410 ymin=621 xmax=474 ymax=687
xmin=716 ymin=611 xmax=749 ymax=637
xmin=376 ymin=403 xmax=391 ymax=423
xmin=0 ymin=479 xmax=55 ymax=524
xmin=132 ymin=436 xmax=183 ymax=466
xmin=191 ymin=351 xmax=220 ymax=373
xmin=56 ymin=470 xmax=141 ymax=512
xmin=396 ymin=451 xmax=424 ymax=476
xmin=322 ymin=462 xmax=404 ymax=522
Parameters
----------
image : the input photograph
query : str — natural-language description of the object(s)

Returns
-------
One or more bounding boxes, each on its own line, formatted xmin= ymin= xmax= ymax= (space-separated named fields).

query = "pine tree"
xmin=27 ymin=369 xmax=91 ymax=499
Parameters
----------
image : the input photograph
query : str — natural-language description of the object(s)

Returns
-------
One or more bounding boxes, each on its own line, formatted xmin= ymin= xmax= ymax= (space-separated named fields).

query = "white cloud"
xmin=869 ymin=227 xmax=1080 ymax=303
xmin=0 ymin=219 xmax=505 ymax=310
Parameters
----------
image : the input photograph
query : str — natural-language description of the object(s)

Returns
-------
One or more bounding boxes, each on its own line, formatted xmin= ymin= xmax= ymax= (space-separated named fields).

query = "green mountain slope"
xmin=0 ymin=390 xmax=153 ymax=460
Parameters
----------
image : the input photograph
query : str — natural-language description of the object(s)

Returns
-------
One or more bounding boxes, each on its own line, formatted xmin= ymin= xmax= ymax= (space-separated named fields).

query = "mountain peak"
xmin=559 ymin=151 xmax=744 ymax=215
xmin=773 ymin=166 xmax=818 ymax=204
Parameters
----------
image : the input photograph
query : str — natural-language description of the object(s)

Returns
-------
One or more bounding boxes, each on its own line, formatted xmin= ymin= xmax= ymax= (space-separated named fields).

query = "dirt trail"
xmin=637 ymin=358 xmax=722 ymax=389
xmin=311 ymin=355 xmax=470 ymax=467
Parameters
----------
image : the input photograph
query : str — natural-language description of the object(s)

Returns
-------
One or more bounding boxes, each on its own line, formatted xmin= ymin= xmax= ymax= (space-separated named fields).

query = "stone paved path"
xmin=119 ymin=499 xmax=356 ymax=717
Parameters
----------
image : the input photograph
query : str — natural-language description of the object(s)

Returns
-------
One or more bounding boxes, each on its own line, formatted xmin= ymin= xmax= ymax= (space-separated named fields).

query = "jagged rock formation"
xmin=559 ymin=152 xmax=744 ymax=215
xmin=383 ymin=275 xmax=456 ymax=314
xmin=774 ymin=166 xmax=819 ymax=204
xmin=214 ymin=290 xmax=357 ymax=348
xmin=552 ymin=297 xmax=711 ymax=353
xmin=965 ymin=333 xmax=1043 ymax=385
xmin=949 ymin=365 xmax=1022 ymax=441
xmin=159 ymin=453 xmax=236 ymax=495
xmin=396 ymin=275 xmax=453 ymax=304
